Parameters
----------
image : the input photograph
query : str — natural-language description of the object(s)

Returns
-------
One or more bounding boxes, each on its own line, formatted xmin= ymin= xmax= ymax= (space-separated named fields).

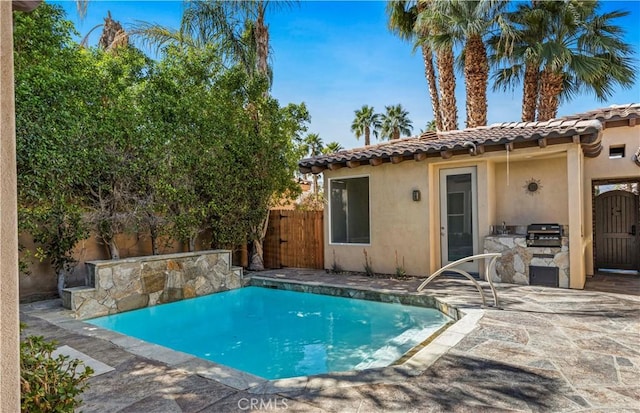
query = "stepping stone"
xmin=52 ymin=345 xmax=115 ymax=377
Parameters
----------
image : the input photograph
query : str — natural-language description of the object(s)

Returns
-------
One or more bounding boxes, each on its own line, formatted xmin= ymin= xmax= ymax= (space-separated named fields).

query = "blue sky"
xmin=53 ymin=0 xmax=640 ymax=150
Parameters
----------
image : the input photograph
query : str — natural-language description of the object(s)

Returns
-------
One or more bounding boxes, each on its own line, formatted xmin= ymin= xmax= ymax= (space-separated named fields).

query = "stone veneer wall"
xmin=64 ymin=250 xmax=242 ymax=319
xmin=484 ymin=235 xmax=570 ymax=288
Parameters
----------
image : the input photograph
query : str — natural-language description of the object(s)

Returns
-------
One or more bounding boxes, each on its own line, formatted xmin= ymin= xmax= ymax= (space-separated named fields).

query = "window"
xmin=609 ymin=145 xmax=625 ymax=159
xmin=330 ymin=177 xmax=370 ymax=244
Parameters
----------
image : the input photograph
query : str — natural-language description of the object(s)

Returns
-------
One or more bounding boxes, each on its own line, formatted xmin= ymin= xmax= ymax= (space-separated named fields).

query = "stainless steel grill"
xmin=526 ymin=223 xmax=562 ymax=247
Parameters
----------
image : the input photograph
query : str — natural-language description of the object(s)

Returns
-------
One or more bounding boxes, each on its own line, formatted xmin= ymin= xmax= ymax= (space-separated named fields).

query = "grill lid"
xmin=527 ymin=223 xmax=562 ymax=233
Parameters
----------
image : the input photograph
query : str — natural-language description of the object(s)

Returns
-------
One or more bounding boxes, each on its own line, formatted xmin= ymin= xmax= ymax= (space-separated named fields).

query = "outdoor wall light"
xmin=412 ymin=190 xmax=421 ymax=202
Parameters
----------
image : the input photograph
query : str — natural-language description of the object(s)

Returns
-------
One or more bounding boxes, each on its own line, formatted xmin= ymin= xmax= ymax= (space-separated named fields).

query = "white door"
xmin=440 ymin=167 xmax=478 ymax=273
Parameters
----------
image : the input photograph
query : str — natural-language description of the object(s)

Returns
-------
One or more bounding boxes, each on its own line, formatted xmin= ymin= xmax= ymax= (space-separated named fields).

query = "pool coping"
xmin=21 ymin=276 xmax=484 ymax=395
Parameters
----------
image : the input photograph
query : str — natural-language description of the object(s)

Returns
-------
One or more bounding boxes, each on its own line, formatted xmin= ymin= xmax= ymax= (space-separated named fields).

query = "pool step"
xmin=61 ymin=286 xmax=96 ymax=311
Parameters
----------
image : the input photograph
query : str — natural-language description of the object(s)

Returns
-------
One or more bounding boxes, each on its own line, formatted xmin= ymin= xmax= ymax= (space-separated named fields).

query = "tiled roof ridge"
xmin=300 ymin=103 xmax=638 ymax=171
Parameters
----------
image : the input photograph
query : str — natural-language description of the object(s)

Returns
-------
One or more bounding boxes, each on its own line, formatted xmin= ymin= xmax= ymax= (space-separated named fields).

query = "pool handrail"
xmin=416 ymin=253 xmax=502 ymax=308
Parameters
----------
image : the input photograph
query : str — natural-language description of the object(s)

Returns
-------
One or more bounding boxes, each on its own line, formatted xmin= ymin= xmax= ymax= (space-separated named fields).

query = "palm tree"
xmin=302 ymin=133 xmax=324 ymax=197
xmin=380 ymin=104 xmax=414 ymax=140
xmin=80 ymin=11 xmax=129 ymax=51
xmin=424 ymin=0 xmax=506 ymax=128
xmin=423 ymin=120 xmax=437 ymax=132
xmin=493 ymin=1 xmax=636 ymax=122
xmin=489 ymin=1 xmax=546 ymax=122
xmin=387 ymin=0 xmax=442 ymax=131
xmin=416 ymin=0 xmax=458 ymax=131
xmin=323 ymin=141 xmax=344 ymax=154
xmin=302 ymin=133 xmax=324 ymax=157
xmin=351 ymin=105 xmax=381 ymax=146
xmin=134 ymin=1 xmax=294 ymax=85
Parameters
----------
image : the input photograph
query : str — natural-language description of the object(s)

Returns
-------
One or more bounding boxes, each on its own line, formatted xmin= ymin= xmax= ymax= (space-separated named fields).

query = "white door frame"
xmin=440 ymin=166 xmax=479 ymax=273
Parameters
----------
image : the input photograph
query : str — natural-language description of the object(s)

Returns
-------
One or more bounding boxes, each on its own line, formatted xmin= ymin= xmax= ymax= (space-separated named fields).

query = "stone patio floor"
xmin=20 ymin=269 xmax=640 ymax=412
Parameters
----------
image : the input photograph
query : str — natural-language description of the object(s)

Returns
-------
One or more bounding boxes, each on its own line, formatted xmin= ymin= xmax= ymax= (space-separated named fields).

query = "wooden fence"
xmin=264 ymin=210 xmax=324 ymax=269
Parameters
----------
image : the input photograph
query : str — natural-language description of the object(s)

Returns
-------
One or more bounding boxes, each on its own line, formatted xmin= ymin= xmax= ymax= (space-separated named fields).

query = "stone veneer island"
xmin=484 ymin=234 xmax=569 ymax=288
xmin=62 ymin=250 xmax=244 ymax=319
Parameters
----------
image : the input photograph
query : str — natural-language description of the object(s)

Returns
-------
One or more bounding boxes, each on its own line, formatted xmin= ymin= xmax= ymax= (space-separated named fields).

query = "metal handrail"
xmin=416 ymin=253 xmax=502 ymax=308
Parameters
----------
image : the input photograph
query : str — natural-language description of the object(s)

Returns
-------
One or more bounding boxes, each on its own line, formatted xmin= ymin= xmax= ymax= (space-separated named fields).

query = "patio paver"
xmin=20 ymin=269 xmax=640 ymax=412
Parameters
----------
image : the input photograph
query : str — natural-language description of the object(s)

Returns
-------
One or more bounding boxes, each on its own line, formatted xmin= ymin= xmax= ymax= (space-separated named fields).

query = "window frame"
xmin=328 ymin=174 xmax=372 ymax=246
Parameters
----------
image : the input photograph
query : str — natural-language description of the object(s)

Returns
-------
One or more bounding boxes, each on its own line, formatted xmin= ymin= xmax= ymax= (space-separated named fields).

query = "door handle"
xmin=631 ymin=225 xmax=637 ymax=236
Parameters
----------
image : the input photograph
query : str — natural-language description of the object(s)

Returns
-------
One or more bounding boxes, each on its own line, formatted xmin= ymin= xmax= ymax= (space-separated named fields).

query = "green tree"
xmin=80 ymin=46 xmax=153 ymax=259
xmin=423 ymin=0 xmax=507 ymax=128
xmin=416 ymin=0 xmax=458 ymax=131
xmin=422 ymin=120 xmax=437 ymax=132
xmin=14 ymin=3 xmax=95 ymax=291
xmin=492 ymin=0 xmax=636 ymax=121
xmin=302 ymin=133 xmax=324 ymax=197
xmin=323 ymin=141 xmax=344 ymax=154
xmin=351 ymin=105 xmax=381 ymax=146
xmin=387 ymin=0 xmax=442 ymax=131
xmin=302 ymin=133 xmax=325 ymax=157
xmin=380 ymin=104 xmax=414 ymax=140
xmin=134 ymin=0 xmax=296 ymax=85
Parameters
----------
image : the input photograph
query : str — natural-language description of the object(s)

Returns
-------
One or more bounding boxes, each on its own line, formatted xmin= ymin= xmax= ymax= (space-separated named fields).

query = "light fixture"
xmin=412 ymin=189 xmax=421 ymax=202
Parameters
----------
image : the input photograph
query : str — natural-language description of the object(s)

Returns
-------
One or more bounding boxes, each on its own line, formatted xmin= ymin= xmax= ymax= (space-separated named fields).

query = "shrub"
xmin=20 ymin=328 xmax=93 ymax=413
xmin=363 ymin=249 xmax=375 ymax=277
xmin=395 ymin=250 xmax=407 ymax=278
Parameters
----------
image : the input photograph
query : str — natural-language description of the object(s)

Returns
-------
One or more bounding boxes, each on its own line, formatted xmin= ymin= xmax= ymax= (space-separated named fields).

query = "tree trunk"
xmin=188 ymin=236 xmax=196 ymax=252
xmin=150 ymin=229 xmax=159 ymax=255
xmin=313 ymin=174 xmax=319 ymax=198
xmin=464 ymin=34 xmax=488 ymax=128
xmin=248 ymin=211 xmax=270 ymax=271
xmin=255 ymin=5 xmax=269 ymax=78
xmin=421 ymin=44 xmax=442 ymax=131
xmin=57 ymin=269 xmax=68 ymax=298
xmin=149 ymin=219 xmax=159 ymax=255
xmin=537 ymin=68 xmax=564 ymax=121
xmin=250 ymin=238 xmax=265 ymax=271
xmin=437 ymin=47 xmax=458 ymax=131
xmin=364 ymin=126 xmax=370 ymax=146
xmin=393 ymin=128 xmax=400 ymax=140
xmin=521 ymin=63 xmax=540 ymax=122
xmin=108 ymin=238 xmax=120 ymax=260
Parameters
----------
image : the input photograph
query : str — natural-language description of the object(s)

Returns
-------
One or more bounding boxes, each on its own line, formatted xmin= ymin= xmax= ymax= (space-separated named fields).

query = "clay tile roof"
xmin=299 ymin=103 xmax=639 ymax=173
xmin=555 ymin=103 xmax=640 ymax=123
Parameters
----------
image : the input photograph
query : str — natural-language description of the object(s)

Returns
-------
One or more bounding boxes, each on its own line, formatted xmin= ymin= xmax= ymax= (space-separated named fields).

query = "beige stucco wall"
xmin=322 ymin=143 xmax=586 ymax=286
xmin=323 ymin=155 xmax=533 ymax=277
xmin=583 ymin=125 xmax=640 ymax=276
xmin=1 ymin=1 xmax=21 ymax=409
xmin=324 ymin=161 xmax=430 ymax=276
xmin=494 ymin=156 xmax=569 ymax=226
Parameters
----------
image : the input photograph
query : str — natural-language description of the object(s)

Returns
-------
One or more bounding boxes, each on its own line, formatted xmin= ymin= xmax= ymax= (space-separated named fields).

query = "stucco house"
xmin=299 ymin=104 xmax=640 ymax=289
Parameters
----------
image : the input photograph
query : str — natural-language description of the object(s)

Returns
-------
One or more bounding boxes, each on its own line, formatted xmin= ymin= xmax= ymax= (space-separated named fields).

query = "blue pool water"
xmin=87 ymin=287 xmax=451 ymax=379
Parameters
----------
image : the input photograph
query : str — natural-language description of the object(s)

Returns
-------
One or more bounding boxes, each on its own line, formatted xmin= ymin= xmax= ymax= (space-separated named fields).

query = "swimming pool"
xmin=87 ymin=286 xmax=452 ymax=380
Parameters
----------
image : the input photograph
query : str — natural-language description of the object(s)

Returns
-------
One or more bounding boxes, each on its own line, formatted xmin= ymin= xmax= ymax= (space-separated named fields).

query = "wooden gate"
xmin=595 ymin=190 xmax=639 ymax=271
xmin=264 ymin=210 xmax=324 ymax=269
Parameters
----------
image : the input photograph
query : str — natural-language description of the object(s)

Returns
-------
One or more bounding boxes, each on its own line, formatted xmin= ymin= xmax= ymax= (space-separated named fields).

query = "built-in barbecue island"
xmin=483 ymin=224 xmax=569 ymax=288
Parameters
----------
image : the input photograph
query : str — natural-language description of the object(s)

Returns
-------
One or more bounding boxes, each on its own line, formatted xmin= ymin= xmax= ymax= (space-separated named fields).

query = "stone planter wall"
xmin=483 ymin=235 xmax=569 ymax=288
xmin=62 ymin=250 xmax=243 ymax=319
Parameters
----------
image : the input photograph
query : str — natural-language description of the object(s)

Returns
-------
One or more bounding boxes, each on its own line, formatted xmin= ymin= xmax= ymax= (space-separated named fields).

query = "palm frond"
xmin=129 ymin=21 xmax=188 ymax=54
